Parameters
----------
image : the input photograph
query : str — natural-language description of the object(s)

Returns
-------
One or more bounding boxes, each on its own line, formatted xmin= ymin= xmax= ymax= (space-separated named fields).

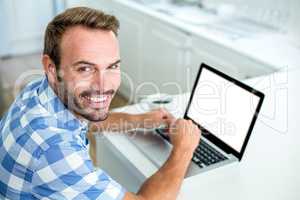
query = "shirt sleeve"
xmin=31 ymin=142 xmax=126 ymax=200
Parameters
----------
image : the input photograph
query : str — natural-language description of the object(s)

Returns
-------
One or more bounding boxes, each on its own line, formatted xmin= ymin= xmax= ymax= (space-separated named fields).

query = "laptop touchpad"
xmin=127 ymin=130 xmax=172 ymax=167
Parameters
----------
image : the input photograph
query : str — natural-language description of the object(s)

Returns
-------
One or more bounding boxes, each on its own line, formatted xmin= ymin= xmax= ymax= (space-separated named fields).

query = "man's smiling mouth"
xmin=78 ymin=89 xmax=115 ymax=110
xmin=82 ymin=94 xmax=108 ymax=103
xmin=81 ymin=94 xmax=110 ymax=106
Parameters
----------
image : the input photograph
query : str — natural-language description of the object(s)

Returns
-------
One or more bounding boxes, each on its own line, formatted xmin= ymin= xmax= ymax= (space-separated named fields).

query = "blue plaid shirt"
xmin=0 ymin=76 xmax=126 ymax=200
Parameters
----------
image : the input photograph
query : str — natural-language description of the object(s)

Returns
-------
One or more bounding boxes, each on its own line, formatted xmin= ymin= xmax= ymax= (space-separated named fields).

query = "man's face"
xmin=50 ymin=26 xmax=121 ymax=122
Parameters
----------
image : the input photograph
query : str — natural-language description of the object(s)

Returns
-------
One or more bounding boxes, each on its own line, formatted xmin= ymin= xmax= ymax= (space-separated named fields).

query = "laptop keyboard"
xmin=192 ymin=139 xmax=228 ymax=168
xmin=155 ymin=128 xmax=228 ymax=168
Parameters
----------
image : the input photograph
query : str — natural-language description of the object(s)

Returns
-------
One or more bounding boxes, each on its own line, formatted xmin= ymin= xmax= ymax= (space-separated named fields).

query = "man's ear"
xmin=42 ymin=55 xmax=57 ymax=83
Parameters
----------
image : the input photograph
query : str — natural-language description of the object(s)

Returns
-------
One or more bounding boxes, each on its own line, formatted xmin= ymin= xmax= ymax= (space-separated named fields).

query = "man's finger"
xmin=166 ymin=113 xmax=176 ymax=123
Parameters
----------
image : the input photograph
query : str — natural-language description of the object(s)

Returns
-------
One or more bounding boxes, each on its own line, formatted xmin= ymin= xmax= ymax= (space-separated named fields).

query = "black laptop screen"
xmin=184 ymin=64 xmax=264 ymax=160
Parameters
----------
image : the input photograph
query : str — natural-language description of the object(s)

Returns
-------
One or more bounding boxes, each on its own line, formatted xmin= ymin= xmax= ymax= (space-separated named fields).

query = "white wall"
xmin=0 ymin=1 xmax=11 ymax=56
xmin=0 ymin=0 xmax=56 ymax=57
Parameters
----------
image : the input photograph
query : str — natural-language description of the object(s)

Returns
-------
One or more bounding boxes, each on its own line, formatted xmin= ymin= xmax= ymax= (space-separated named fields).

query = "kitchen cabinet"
xmin=188 ymin=35 xmax=272 ymax=88
xmin=139 ymin=19 xmax=190 ymax=96
xmin=187 ymin=36 xmax=245 ymax=90
xmin=87 ymin=0 xmax=274 ymax=100
xmin=113 ymin=4 xmax=146 ymax=102
xmin=112 ymin=4 xmax=193 ymax=98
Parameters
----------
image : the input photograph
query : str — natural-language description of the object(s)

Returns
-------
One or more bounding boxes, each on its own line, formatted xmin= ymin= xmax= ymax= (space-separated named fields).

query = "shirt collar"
xmin=37 ymin=76 xmax=88 ymax=133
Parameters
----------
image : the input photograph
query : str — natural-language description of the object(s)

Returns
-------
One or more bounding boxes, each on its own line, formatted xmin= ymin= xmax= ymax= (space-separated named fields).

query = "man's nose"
xmin=92 ymin=70 xmax=107 ymax=91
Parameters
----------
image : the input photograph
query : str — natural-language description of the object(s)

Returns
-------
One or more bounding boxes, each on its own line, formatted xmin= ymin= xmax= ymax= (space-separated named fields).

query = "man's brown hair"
xmin=43 ymin=6 xmax=119 ymax=69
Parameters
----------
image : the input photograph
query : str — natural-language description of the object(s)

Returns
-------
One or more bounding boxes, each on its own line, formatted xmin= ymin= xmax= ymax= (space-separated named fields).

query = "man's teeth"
xmin=86 ymin=95 xmax=108 ymax=103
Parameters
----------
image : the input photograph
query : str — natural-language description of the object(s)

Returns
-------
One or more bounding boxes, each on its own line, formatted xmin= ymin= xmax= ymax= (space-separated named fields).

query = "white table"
xmin=95 ymin=68 xmax=300 ymax=200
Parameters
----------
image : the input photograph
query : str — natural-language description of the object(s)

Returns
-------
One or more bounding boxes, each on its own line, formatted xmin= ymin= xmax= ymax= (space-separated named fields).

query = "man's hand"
xmin=124 ymin=119 xmax=201 ymax=200
xmin=88 ymin=109 xmax=201 ymax=200
xmin=88 ymin=108 xmax=175 ymax=133
xmin=136 ymin=108 xmax=175 ymax=129
xmin=168 ymin=119 xmax=201 ymax=158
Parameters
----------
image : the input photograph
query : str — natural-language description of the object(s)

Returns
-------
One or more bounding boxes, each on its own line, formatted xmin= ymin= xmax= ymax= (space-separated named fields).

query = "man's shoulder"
xmin=0 ymin=77 xmax=85 ymax=167
xmin=4 ymin=108 xmax=77 ymax=148
xmin=1 ymin=98 xmax=77 ymax=158
xmin=1 ymin=77 xmax=45 ymax=128
xmin=1 ymin=110 xmax=80 ymax=170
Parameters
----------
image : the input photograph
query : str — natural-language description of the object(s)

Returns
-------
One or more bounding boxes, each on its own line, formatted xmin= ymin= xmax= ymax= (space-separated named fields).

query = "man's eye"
xmin=78 ymin=66 xmax=94 ymax=72
xmin=108 ymin=64 xmax=120 ymax=70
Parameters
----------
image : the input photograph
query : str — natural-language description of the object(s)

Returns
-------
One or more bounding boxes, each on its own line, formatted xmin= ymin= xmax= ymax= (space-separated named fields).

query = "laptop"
xmin=128 ymin=63 xmax=265 ymax=177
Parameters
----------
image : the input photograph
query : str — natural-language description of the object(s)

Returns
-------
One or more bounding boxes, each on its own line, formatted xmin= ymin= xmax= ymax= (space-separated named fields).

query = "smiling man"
xmin=0 ymin=7 xmax=200 ymax=200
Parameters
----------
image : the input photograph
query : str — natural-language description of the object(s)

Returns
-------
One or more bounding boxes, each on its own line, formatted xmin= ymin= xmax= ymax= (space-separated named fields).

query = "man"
xmin=0 ymin=7 xmax=201 ymax=200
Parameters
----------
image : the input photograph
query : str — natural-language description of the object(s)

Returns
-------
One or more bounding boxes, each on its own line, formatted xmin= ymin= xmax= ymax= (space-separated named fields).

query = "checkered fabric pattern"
xmin=0 ymin=76 xmax=126 ymax=200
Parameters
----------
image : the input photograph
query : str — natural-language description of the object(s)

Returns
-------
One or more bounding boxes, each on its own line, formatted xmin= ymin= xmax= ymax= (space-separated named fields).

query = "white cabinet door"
xmin=191 ymin=36 xmax=245 ymax=75
xmin=188 ymin=36 xmax=247 ymax=91
xmin=188 ymin=35 xmax=273 ymax=90
xmin=0 ymin=0 xmax=54 ymax=57
xmin=113 ymin=4 xmax=147 ymax=101
xmin=139 ymin=20 xmax=190 ymax=97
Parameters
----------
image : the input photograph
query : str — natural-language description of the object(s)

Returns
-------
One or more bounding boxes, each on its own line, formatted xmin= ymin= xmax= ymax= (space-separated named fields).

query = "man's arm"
xmin=89 ymin=109 xmax=173 ymax=133
xmin=87 ymin=109 xmax=173 ymax=165
xmin=124 ymin=119 xmax=201 ymax=200
xmin=89 ymin=112 xmax=141 ymax=132
xmin=88 ymin=110 xmax=201 ymax=200
xmin=125 ymin=149 xmax=192 ymax=200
